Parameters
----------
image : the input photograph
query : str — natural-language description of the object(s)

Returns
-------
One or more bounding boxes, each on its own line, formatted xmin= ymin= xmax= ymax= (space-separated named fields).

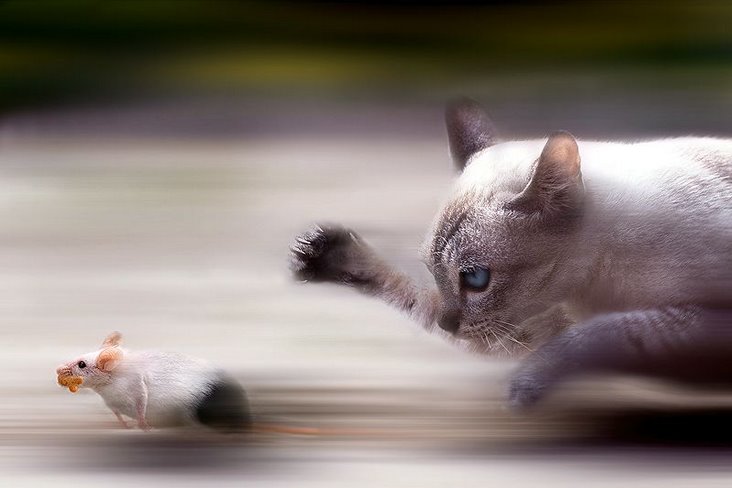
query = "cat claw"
xmin=289 ymin=224 xmax=360 ymax=283
xmin=289 ymin=228 xmax=329 ymax=281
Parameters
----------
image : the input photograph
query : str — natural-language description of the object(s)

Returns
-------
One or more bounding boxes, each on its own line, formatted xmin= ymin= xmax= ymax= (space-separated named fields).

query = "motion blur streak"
xmin=0 ymin=1 xmax=731 ymax=487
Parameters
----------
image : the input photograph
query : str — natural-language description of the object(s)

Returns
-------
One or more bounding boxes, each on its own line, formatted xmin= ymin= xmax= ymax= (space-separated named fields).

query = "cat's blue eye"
xmin=460 ymin=267 xmax=491 ymax=291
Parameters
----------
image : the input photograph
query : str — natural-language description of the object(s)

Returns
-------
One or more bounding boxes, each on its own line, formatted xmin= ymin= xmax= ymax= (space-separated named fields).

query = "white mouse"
xmin=56 ymin=331 xmax=250 ymax=433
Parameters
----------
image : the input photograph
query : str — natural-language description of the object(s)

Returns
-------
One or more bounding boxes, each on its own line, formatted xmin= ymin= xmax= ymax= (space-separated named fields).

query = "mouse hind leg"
xmin=112 ymin=410 xmax=131 ymax=429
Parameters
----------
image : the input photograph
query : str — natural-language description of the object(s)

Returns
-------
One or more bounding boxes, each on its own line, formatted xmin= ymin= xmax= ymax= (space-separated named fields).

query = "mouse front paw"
xmin=289 ymin=224 xmax=373 ymax=285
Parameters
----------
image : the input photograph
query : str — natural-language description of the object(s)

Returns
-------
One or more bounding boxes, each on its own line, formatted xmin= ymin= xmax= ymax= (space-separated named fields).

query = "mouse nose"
xmin=56 ymin=365 xmax=70 ymax=376
xmin=437 ymin=310 xmax=460 ymax=333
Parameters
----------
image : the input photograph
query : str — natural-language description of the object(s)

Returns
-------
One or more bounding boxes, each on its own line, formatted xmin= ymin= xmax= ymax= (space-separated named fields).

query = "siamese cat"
xmin=290 ymin=99 xmax=732 ymax=409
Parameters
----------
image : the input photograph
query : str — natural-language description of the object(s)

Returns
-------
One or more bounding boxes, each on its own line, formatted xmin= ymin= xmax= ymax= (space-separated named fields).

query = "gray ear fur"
xmin=506 ymin=131 xmax=583 ymax=215
xmin=445 ymin=98 xmax=498 ymax=171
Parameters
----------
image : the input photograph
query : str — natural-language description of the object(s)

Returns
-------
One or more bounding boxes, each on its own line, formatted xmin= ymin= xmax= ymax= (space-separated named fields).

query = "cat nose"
xmin=438 ymin=310 xmax=460 ymax=333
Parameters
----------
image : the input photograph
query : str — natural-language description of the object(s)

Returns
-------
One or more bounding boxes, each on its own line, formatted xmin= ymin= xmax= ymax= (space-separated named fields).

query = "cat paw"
xmin=289 ymin=224 xmax=369 ymax=284
xmin=507 ymin=371 xmax=548 ymax=411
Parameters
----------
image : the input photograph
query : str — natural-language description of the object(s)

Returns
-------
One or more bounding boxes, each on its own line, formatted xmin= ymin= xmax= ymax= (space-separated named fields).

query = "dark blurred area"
xmin=1 ymin=0 xmax=731 ymax=137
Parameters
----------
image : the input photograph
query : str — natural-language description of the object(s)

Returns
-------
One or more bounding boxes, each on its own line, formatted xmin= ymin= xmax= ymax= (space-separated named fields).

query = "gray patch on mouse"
xmin=195 ymin=376 xmax=251 ymax=434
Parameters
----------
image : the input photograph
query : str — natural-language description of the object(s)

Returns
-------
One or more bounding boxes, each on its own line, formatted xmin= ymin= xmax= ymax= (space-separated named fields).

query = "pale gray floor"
xmin=1 ymin=122 xmax=731 ymax=486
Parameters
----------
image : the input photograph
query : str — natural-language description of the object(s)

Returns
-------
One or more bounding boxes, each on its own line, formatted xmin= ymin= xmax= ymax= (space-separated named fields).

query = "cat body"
xmin=290 ymin=100 xmax=731 ymax=408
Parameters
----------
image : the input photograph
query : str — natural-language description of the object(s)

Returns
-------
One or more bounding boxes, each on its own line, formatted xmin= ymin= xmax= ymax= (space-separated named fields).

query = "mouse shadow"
xmin=50 ymin=430 xmax=289 ymax=474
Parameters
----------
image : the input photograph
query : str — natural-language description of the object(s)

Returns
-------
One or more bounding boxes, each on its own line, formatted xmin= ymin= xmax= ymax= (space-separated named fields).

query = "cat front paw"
xmin=507 ymin=371 xmax=548 ymax=411
xmin=289 ymin=224 xmax=372 ymax=284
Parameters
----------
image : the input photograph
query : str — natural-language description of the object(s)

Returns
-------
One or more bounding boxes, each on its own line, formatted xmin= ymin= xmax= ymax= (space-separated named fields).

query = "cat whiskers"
xmin=492 ymin=319 xmax=534 ymax=352
xmin=469 ymin=326 xmax=496 ymax=355
xmin=480 ymin=329 xmax=494 ymax=354
xmin=500 ymin=331 xmax=533 ymax=352
xmin=490 ymin=329 xmax=511 ymax=355
xmin=469 ymin=322 xmax=506 ymax=355
xmin=465 ymin=319 xmax=532 ymax=355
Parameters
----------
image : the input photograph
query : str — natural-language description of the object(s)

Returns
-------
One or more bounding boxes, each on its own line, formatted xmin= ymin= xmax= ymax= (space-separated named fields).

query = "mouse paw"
xmin=289 ymin=224 xmax=372 ymax=284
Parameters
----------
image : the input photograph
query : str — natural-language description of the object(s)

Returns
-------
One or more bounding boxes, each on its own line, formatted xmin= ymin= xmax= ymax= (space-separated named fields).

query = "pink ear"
xmin=101 ymin=331 xmax=122 ymax=348
xmin=96 ymin=347 xmax=123 ymax=372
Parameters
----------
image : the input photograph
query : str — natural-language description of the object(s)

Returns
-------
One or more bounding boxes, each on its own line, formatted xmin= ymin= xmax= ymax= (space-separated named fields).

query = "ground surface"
xmin=0 ymin=102 xmax=731 ymax=487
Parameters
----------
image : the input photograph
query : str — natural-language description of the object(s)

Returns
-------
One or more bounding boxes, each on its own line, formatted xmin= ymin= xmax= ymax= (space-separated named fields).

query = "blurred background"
xmin=1 ymin=1 xmax=731 ymax=486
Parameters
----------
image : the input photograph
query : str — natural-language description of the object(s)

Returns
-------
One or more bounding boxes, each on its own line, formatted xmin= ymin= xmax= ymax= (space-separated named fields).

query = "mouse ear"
xmin=97 ymin=347 xmax=124 ymax=372
xmin=101 ymin=331 xmax=122 ymax=348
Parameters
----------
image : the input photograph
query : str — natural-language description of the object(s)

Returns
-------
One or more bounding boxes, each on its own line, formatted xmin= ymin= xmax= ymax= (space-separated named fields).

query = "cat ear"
xmin=506 ymin=131 xmax=583 ymax=215
xmin=445 ymin=98 xmax=498 ymax=171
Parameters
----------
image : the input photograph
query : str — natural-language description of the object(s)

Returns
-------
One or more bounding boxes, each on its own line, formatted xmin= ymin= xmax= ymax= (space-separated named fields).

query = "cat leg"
xmin=508 ymin=305 xmax=732 ymax=409
xmin=290 ymin=225 xmax=439 ymax=327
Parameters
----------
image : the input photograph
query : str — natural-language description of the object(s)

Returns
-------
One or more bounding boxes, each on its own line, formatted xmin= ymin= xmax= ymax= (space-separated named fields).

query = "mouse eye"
xmin=460 ymin=266 xmax=491 ymax=292
xmin=77 ymin=361 xmax=86 ymax=369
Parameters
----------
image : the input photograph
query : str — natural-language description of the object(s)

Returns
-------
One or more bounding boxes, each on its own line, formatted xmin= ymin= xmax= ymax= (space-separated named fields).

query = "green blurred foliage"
xmin=0 ymin=0 xmax=730 ymax=111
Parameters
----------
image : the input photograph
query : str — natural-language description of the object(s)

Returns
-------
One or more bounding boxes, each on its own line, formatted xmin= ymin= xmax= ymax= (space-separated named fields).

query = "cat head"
xmin=423 ymin=99 xmax=586 ymax=354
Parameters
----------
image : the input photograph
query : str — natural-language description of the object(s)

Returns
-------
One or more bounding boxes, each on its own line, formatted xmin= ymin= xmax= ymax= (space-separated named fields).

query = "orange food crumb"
xmin=58 ymin=375 xmax=83 ymax=393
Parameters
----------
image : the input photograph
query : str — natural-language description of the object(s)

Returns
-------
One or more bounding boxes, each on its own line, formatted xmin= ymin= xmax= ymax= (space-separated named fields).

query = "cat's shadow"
xmin=481 ymin=407 xmax=732 ymax=460
xmin=585 ymin=408 xmax=732 ymax=447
